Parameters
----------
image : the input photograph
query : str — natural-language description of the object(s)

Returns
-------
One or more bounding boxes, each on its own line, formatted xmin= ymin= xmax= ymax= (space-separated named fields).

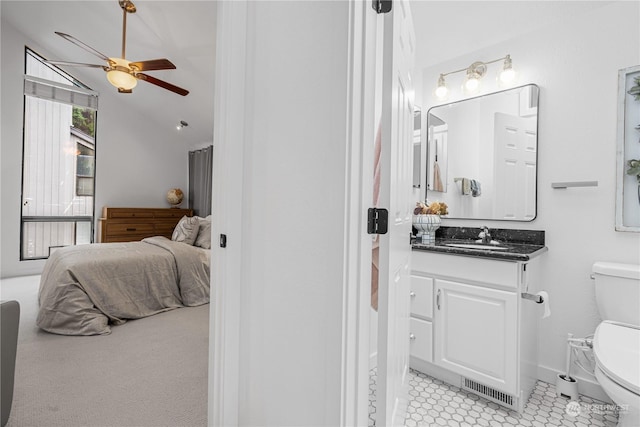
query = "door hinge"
xmin=372 ymin=0 xmax=392 ymax=14
xmin=367 ymin=208 xmax=389 ymax=235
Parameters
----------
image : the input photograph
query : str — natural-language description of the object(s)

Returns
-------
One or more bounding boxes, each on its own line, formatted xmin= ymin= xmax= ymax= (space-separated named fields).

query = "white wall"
xmin=0 ymin=18 xmax=191 ymax=278
xmin=416 ymin=1 xmax=640 ymax=399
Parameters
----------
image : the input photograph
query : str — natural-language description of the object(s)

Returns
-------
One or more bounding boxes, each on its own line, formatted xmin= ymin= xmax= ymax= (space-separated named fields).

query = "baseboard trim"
xmin=537 ymin=364 xmax=611 ymax=403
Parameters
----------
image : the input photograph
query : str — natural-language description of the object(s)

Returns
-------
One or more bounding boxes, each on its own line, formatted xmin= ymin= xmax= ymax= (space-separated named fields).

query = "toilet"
xmin=592 ymin=262 xmax=640 ymax=427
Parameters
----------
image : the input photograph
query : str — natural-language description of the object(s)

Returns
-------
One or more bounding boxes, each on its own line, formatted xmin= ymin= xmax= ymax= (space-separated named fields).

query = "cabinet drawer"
xmin=155 ymin=210 xmax=189 ymax=219
xmin=105 ymin=223 xmax=155 ymax=235
xmin=410 ymin=275 xmax=433 ymax=319
xmin=410 ymin=317 xmax=432 ymax=363
xmin=108 ymin=210 xmax=154 ymax=219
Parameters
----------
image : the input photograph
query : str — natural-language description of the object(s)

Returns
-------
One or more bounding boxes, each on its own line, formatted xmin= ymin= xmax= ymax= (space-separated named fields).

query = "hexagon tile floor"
xmin=368 ymin=369 xmax=619 ymax=427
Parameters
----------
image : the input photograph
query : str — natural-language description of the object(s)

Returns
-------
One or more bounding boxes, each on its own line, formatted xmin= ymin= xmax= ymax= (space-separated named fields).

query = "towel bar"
xmin=551 ymin=181 xmax=598 ymax=189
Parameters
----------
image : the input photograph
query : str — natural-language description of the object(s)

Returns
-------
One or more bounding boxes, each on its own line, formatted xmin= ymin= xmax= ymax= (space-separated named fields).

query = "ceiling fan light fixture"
xmin=107 ymin=69 xmax=137 ymax=90
xmin=106 ymin=58 xmax=136 ymax=90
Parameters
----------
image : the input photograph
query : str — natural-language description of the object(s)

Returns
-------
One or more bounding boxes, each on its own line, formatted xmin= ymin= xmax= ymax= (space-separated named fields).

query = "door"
xmin=376 ymin=0 xmax=416 ymax=425
xmin=434 ymin=279 xmax=517 ymax=394
xmin=493 ymin=112 xmax=537 ymax=220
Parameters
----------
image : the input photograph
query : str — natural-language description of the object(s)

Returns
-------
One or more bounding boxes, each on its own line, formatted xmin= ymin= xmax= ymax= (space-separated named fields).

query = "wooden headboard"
xmin=98 ymin=207 xmax=193 ymax=243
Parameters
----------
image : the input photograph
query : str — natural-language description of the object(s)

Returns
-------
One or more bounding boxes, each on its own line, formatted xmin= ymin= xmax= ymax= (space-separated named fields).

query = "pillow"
xmin=194 ymin=216 xmax=211 ymax=249
xmin=171 ymin=215 xmax=200 ymax=245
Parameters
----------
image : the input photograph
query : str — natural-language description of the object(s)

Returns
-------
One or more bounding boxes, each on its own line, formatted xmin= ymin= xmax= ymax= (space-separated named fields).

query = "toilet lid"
xmin=594 ymin=321 xmax=640 ymax=395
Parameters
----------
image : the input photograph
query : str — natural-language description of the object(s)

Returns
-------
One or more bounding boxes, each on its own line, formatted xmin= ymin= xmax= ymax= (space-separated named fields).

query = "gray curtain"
xmin=188 ymin=145 xmax=213 ymax=217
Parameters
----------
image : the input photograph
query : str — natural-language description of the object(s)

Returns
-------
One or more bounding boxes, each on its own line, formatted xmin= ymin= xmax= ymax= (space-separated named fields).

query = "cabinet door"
xmin=410 ymin=275 xmax=433 ymax=320
xmin=434 ymin=279 xmax=517 ymax=394
xmin=410 ymin=317 xmax=432 ymax=363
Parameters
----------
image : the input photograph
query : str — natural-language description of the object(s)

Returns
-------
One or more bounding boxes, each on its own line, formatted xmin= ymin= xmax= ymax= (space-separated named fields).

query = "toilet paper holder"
xmin=521 ymin=292 xmax=544 ymax=303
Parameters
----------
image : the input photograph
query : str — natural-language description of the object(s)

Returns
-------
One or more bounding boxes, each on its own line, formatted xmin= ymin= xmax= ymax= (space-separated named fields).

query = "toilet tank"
xmin=592 ymin=262 xmax=640 ymax=327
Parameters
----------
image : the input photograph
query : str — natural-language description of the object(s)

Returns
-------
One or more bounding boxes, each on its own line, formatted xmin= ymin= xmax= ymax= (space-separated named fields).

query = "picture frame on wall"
xmin=615 ymin=65 xmax=640 ymax=232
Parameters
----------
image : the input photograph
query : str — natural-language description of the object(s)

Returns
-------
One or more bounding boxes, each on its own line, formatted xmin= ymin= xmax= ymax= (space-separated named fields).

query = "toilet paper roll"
xmin=537 ymin=291 xmax=550 ymax=318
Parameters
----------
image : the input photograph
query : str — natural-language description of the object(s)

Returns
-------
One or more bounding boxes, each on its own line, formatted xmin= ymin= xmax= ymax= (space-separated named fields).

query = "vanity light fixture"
xmin=435 ymin=54 xmax=516 ymax=100
xmin=176 ymin=120 xmax=188 ymax=130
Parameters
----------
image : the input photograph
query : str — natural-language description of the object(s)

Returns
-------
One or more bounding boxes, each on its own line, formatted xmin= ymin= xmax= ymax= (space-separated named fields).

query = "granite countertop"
xmin=412 ymin=226 xmax=548 ymax=261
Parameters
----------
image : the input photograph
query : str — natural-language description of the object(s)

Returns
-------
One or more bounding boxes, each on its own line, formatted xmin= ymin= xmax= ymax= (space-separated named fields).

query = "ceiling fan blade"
xmin=55 ymin=31 xmax=110 ymax=62
xmin=129 ymin=59 xmax=176 ymax=72
xmin=136 ymin=73 xmax=189 ymax=96
xmin=44 ymin=60 xmax=106 ymax=69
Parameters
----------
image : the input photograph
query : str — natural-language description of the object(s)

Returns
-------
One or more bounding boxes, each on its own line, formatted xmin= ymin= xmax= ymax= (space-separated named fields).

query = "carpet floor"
xmin=1 ymin=275 xmax=209 ymax=427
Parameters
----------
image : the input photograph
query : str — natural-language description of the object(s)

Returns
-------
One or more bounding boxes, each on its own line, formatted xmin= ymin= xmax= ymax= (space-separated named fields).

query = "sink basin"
xmin=445 ymin=243 xmax=510 ymax=251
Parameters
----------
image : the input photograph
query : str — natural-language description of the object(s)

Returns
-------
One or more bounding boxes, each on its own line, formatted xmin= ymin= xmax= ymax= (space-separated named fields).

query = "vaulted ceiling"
xmin=2 ymin=0 xmax=613 ymax=149
xmin=1 ymin=1 xmax=217 ymax=147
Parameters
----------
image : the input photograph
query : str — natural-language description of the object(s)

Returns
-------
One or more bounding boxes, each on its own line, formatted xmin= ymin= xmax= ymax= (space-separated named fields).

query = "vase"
xmin=413 ymin=214 xmax=441 ymax=244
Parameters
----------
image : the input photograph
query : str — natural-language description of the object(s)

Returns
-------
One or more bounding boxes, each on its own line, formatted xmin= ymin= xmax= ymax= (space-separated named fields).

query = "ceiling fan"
xmin=46 ymin=0 xmax=189 ymax=96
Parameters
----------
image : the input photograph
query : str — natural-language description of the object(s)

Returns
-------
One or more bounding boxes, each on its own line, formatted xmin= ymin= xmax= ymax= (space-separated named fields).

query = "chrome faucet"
xmin=479 ymin=226 xmax=491 ymax=244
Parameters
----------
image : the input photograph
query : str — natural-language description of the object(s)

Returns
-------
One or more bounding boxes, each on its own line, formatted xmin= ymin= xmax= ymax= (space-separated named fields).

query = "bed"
xmin=37 ymin=215 xmax=211 ymax=336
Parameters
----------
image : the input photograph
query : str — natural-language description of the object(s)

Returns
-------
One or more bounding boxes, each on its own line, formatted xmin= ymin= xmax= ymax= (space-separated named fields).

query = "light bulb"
xmin=499 ymin=68 xmax=516 ymax=84
xmin=464 ymin=75 xmax=480 ymax=92
xmin=435 ymin=74 xmax=448 ymax=100
xmin=498 ymin=54 xmax=516 ymax=86
xmin=435 ymin=85 xmax=448 ymax=100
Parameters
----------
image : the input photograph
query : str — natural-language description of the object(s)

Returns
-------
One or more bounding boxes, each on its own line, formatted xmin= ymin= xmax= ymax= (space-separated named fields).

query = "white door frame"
xmin=208 ymin=1 xmax=248 ymax=426
xmin=209 ymin=2 xmax=378 ymax=426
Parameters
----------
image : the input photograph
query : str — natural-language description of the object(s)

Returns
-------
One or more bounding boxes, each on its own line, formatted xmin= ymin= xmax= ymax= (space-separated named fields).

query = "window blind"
xmin=24 ymin=75 xmax=99 ymax=110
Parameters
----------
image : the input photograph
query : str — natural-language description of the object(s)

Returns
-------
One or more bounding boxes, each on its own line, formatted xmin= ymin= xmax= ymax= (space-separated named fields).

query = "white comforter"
xmin=37 ymin=236 xmax=210 ymax=336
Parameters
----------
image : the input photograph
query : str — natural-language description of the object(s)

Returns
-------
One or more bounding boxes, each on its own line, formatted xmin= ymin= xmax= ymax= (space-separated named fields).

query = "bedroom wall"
xmin=0 ymin=18 xmax=191 ymax=278
xmin=415 ymin=1 xmax=640 ymax=400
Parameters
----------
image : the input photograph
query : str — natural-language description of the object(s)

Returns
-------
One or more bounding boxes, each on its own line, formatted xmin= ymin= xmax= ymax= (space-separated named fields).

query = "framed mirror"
xmin=425 ymin=84 xmax=540 ymax=221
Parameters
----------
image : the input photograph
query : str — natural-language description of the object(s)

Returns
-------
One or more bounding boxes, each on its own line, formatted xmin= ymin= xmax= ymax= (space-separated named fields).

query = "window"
xmin=21 ymin=48 xmax=99 ymax=260
xmin=76 ymin=141 xmax=95 ymax=197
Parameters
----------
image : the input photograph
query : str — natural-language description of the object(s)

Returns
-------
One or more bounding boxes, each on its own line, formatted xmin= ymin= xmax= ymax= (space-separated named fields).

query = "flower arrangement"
xmin=414 ymin=201 xmax=448 ymax=216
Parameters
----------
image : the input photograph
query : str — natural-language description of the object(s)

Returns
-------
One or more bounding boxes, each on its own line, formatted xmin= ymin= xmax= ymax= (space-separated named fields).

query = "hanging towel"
xmin=471 ymin=180 xmax=482 ymax=197
xmin=433 ymin=161 xmax=444 ymax=192
xmin=461 ymin=178 xmax=471 ymax=195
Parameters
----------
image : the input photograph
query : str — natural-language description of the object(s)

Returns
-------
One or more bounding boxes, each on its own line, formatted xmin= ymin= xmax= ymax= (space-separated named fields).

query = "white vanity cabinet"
xmin=410 ymin=250 xmax=542 ymax=412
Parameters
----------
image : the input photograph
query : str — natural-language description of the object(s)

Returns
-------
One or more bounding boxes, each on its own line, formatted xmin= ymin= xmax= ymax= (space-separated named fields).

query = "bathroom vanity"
xmin=409 ymin=227 xmax=547 ymax=412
